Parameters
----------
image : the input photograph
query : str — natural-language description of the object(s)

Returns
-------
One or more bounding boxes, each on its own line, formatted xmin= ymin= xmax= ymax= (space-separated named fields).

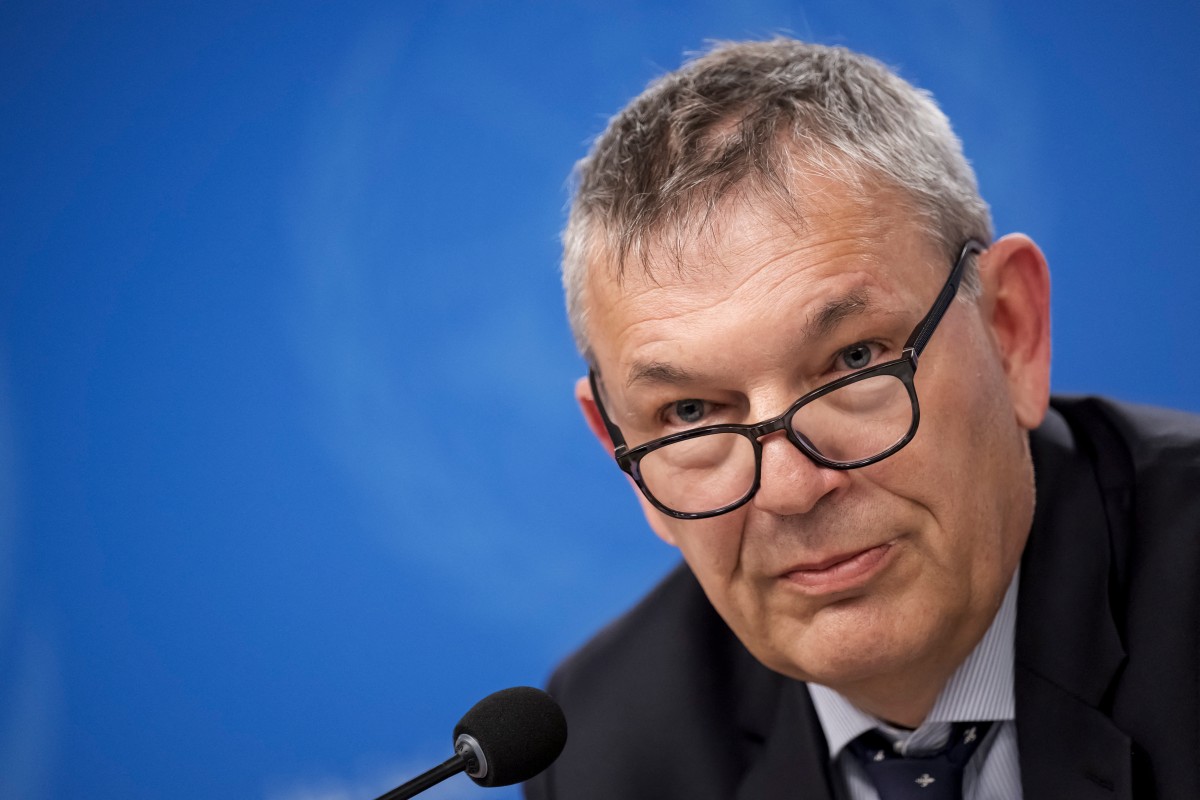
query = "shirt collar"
xmin=808 ymin=567 xmax=1019 ymax=759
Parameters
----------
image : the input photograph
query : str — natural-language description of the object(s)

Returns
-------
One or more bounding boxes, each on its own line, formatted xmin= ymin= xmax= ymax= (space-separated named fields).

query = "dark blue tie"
xmin=846 ymin=721 xmax=993 ymax=799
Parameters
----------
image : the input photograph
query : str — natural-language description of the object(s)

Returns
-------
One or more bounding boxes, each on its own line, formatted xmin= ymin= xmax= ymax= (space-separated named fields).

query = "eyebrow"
xmin=626 ymin=360 xmax=695 ymax=389
xmin=805 ymin=288 xmax=872 ymax=341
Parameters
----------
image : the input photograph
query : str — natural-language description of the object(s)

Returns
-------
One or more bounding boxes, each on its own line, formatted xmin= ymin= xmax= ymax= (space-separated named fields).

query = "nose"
xmin=750 ymin=430 xmax=848 ymax=516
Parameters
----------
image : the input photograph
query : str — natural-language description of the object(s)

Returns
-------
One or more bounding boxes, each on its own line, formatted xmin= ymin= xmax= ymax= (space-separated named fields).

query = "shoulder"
xmin=1047 ymin=394 xmax=1200 ymax=552
xmin=1052 ymin=395 xmax=1200 ymax=534
xmin=528 ymin=564 xmax=786 ymax=799
xmin=1018 ymin=398 xmax=1200 ymax=796
xmin=1051 ymin=394 xmax=1200 ymax=469
xmin=547 ymin=561 xmax=761 ymax=742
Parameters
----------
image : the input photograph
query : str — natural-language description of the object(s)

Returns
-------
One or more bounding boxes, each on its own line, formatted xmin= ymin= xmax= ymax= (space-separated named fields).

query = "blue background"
xmin=2 ymin=2 xmax=1197 ymax=798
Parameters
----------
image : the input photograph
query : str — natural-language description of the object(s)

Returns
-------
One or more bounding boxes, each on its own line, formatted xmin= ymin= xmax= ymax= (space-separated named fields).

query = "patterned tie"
xmin=846 ymin=721 xmax=993 ymax=799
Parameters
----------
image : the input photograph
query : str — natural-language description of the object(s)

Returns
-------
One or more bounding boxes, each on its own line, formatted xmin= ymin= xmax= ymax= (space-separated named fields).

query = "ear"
xmin=978 ymin=234 xmax=1052 ymax=430
xmin=575 ymin=375 xmax=616 ymax=451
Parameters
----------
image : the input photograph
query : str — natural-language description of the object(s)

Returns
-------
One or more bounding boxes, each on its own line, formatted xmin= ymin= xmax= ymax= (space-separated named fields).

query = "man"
xmin=525 ymin=39 xmax=1200 ymax=799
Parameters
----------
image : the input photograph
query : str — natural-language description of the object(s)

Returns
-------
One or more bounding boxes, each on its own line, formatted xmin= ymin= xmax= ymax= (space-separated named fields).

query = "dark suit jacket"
xmin=524 ymin=398 xmax=1200 ymax=799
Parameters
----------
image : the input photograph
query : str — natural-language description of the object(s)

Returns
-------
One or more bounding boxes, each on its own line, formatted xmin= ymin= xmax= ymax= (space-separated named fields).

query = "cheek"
xmin=632 ymin=474 xmax=750 ymax=591
xmin=909 ymin=360 xmax=1030 ymax=579
xmin=861 ymin=346 xmax=1017 ymax=536
xmin=673 ymin=515 xmax=746 ymax=577
xmin=914 ymin=325 xmax=1016 ymax=473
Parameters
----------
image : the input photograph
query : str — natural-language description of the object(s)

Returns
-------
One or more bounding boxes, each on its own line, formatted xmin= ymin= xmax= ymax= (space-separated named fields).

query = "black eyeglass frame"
xmin=588 ymin=239 xmax=986 ymax=520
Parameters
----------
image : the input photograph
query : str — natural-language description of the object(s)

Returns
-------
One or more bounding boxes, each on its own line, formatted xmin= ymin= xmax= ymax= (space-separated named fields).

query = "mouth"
xmin=779 ymin=542 xmax=896 ymax=594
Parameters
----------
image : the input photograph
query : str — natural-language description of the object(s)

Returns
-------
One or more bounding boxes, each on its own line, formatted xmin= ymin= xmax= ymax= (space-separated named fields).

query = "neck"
xmin=841 ymin=674 xmax=947 ymax=729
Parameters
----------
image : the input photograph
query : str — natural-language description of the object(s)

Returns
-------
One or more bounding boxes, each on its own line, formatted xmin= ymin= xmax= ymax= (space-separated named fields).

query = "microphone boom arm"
xmin=374 ymin=734 xmax=487 ymax=800
xmin=374 ymin=751 xmax=465 ymax=800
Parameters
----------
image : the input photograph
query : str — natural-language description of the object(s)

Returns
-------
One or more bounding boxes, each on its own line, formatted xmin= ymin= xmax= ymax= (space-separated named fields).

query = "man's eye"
xmin=837 ymin=342 xmax=878 ymax=371
xmin=667 ymin=399 xmax=708 ymax=426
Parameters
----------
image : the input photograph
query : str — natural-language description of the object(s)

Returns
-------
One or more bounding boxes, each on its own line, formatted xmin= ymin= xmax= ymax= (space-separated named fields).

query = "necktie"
xmin=846 ymin=721 xmax=993 ymax=799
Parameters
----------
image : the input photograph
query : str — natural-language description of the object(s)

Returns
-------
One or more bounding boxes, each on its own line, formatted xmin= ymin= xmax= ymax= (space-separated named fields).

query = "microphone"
xmin=373 ymin=686 xmax=567 ymax=800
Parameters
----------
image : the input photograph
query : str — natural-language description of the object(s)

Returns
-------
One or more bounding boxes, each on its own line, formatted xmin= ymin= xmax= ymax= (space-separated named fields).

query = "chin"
xmin=762 ymin=604 xmax=939 ymax=688
xmin=793 ymin=646 xmax=909 ymax=688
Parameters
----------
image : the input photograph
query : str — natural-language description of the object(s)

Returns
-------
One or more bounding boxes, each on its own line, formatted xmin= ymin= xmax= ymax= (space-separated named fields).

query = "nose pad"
xmin=751 ymin=429 xmax=845 ymax=516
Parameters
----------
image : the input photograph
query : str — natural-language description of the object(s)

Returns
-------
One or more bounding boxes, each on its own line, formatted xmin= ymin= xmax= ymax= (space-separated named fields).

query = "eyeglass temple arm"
xmin=903 ymin=239 xmax=985 ymax=358
xmin=587 ymin=368 xmax=630 ymax=455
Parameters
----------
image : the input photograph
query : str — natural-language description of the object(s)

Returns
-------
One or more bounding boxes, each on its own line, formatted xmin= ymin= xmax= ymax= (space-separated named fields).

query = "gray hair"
xmin=562 ymin=38 xmax=993 ymax=356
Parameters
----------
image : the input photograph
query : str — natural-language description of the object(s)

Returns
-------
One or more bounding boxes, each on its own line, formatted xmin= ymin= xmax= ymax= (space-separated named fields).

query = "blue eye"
xmin=670 ymin=399 xmax=707 ymax=425
xmin=838 ymin=343 xmax=876 ymax=371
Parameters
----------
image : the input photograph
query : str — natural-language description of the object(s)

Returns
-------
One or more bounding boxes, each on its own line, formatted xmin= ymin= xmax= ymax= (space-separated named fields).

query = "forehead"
xmin=583 ymin=179 xmax=941 ymax=379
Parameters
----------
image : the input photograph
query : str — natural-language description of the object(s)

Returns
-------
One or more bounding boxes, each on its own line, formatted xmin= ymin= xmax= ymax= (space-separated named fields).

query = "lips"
xmin=780 ymin=542 xmax=895 ymax=593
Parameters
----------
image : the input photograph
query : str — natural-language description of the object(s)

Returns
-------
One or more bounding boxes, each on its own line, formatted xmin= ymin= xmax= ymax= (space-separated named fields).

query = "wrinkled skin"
xmin=576 ymin=178 xmax=1052 ymax=726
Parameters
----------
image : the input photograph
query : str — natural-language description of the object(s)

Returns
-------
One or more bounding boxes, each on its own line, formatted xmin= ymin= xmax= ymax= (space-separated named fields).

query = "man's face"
xmin=578 ymin=179 xmax=1049 ymax=721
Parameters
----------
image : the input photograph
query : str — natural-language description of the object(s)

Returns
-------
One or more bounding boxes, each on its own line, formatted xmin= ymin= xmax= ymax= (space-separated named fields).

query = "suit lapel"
xmin=1016 ymin=409 xmax=1133 ymax=799
xmin=1015 ymin=665 xmax=1133 ymax=799
xmin=734 ymin=679 xmax=837 ymax=800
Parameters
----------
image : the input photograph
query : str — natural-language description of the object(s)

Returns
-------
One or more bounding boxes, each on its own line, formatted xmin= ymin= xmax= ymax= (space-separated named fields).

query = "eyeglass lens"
xmin=636 ymin=372 xmax=912 ymax=515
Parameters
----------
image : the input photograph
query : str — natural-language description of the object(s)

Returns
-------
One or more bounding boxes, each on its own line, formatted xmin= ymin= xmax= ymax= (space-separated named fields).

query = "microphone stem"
xmin=374 ymin=752 xmax=467 ymax=800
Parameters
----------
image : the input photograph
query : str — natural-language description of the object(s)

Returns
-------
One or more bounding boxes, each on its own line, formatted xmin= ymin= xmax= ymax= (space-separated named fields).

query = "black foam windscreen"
xmin=452 ymin=686 xmax=567 ymax=787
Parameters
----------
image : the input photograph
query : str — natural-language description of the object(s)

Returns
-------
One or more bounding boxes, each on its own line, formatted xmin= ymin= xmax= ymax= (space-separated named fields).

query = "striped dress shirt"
xmin=808 ymin=570 xmax=1023 ymax=799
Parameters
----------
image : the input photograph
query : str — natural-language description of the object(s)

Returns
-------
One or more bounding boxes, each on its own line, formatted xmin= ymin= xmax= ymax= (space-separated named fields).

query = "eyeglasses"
xmin=589 ymin=239 xmax=985 ymax=520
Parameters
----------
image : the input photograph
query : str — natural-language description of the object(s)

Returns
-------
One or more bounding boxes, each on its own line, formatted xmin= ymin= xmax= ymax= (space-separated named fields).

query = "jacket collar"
xmin=1015 ymin=406 xmax=1133 ymax=799
xmin=734 ymin=677 xmax=838 ymax=800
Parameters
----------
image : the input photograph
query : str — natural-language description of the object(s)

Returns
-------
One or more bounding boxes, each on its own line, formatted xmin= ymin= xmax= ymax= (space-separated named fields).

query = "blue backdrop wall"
xmin=2 ymin=2 xmax=1198 ymax=798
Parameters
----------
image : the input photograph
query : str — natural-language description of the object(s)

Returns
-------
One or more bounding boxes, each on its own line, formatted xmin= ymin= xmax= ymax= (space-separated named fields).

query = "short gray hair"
xmin=563 ymin=38 xmax=993 ymax=356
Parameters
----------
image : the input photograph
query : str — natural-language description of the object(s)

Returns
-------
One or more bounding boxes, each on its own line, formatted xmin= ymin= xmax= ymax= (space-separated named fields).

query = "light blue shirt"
xmin=808 ymin=571 xmax=1023 ymax=800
